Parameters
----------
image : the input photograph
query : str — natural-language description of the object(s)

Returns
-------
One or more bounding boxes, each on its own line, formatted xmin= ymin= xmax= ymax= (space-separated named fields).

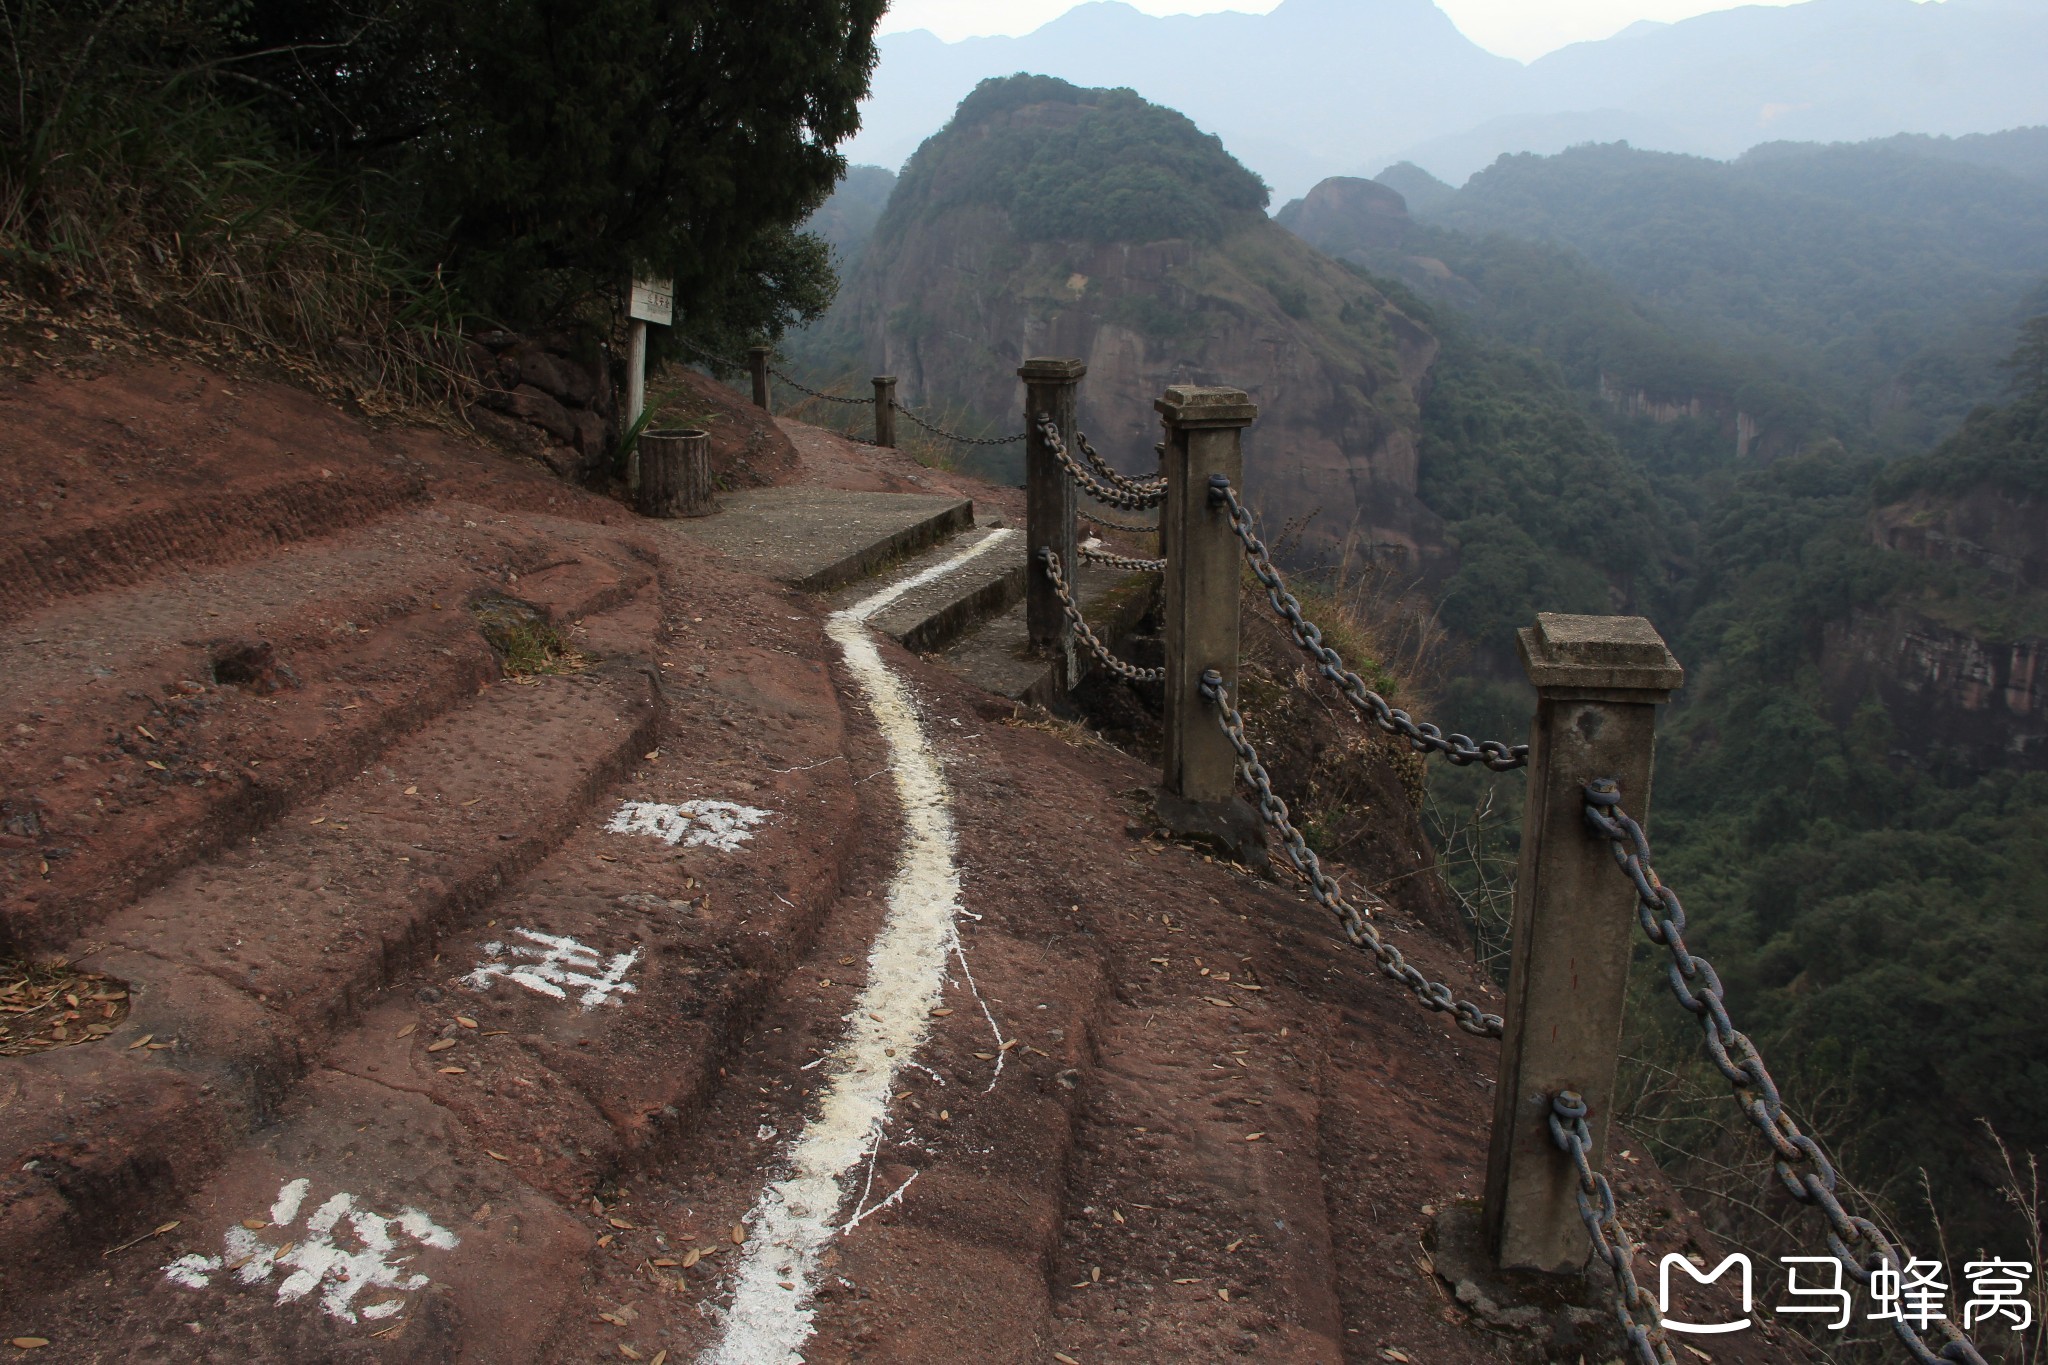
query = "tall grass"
xmin=0 ymin=0 xmax=466 ymax=412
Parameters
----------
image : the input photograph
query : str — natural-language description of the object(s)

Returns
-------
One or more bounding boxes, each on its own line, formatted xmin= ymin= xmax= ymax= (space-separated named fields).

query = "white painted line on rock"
xmin=164 ymin=1178 xmax=458 ymax=1324
xmin=702 ymin=527 xmax=1013 ymax=1365
xmin=606 ymin=798 xmax=771 ymax=850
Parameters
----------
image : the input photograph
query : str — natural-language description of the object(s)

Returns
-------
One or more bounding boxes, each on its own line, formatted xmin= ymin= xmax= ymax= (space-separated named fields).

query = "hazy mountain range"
xmin=848 ymin=0 xmax=2048 ymax=197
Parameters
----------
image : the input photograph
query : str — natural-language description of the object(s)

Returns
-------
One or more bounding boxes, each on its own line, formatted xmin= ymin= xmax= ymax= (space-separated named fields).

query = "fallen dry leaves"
xmin=0 ymin=962 xmax=130 ymax=1056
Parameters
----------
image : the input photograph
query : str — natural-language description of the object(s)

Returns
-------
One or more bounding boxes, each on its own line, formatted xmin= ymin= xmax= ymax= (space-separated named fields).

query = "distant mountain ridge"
xmin=850 ymin=0 xmax=2048 ymax=197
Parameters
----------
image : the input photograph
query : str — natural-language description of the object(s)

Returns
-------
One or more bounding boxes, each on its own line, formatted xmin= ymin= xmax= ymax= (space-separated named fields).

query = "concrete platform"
xmin=940 ymin=563 xmax=1158 ymax=707
xmin=669 ymin=487 xmax=973 ymax=592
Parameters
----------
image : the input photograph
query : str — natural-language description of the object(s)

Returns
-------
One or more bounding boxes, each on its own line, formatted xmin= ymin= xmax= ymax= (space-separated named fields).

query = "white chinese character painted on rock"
xmin=603 ymin=799 xmax=770 ymax=851
xmin=463 ymin=927 xmax=640 ymax=1009
xmin=163 ymin=1177 xmax=459 ymax=1323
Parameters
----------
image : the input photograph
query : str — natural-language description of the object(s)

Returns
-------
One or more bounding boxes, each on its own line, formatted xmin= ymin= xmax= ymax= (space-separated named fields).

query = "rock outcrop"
xmin=1820 ymin=486 xmax=2048 ymax=771
xmin=812 ymin=82 xmax=1445 ymax=568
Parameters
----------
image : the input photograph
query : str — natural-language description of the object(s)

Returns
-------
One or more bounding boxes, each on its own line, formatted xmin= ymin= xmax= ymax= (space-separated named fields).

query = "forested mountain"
xmin=852 ymin=0 xmax=2048 ymax=197
xmin=796 ymin=75 xmax=1453 ymax=566
xmin=1364 ymin=137 xmax=2048 ymax=453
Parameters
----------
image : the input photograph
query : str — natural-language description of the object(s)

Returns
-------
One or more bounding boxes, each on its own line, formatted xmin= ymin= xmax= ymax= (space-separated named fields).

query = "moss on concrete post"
xmin=748 ymin=346 xmax=771 ymax=410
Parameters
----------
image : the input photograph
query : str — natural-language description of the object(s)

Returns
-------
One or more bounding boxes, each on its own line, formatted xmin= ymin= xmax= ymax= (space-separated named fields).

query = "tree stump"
xmin=636 ymin=428 xmax=715 ymax=518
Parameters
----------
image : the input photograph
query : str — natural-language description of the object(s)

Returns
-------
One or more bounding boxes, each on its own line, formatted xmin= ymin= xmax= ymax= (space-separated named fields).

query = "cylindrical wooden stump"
xmin=636 ymin=428 xmax=715 ymax=518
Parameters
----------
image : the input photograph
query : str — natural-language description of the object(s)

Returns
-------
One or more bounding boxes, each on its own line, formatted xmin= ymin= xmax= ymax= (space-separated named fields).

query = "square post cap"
xmin=1517 ymin=612 xmax=1684 ymax=697
xmin=1019 ymin=357 xmax=1087 ymax=383
xmin=1155 ymin=385 xmax=1258 ymax=429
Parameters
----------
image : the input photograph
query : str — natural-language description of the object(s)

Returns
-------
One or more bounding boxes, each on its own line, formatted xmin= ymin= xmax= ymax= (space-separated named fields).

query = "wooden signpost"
xmin=625 ymin=277 xmax=673 ymax=491
xmin=627 ymin=277 xmax=674 ymax=428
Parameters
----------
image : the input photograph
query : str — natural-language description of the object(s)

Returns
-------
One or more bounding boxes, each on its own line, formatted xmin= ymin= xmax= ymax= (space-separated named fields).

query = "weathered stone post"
xmin=748 ymin=346 xmax=772 ymax=410
xmin=1157 ymin=386 xmax=1257 ymax=809
xmin=1483 ymin=613 xmax=1684 ymax=1272
xmin=1021 ymin=357 xmax=1086 ymax=660
xmin=873 ymin=376 xmax=898 ymax=448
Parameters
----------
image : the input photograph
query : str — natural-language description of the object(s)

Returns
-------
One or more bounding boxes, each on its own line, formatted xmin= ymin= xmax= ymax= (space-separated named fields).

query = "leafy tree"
xmin=226 ymin=0 xmax=883 ymax=342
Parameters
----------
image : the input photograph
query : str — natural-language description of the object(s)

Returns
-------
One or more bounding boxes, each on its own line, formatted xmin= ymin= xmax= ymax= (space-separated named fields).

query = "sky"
xmin=874 ymin=0 xmax=1940 ymax=64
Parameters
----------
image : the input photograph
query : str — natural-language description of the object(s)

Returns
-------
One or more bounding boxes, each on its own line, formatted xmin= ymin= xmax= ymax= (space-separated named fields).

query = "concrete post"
xmin=1020 ymin=357 xmax=1087 ymax=659
xmin=748 ymin=346 xmax=772 ymax=410
xmin=1157 ymin=386 xmax=1258 ymax=805
xmin=1483 ymin=612 xmax=1684 ymax=1273
xmin=874 ymin=376 xmax=898 ymax=448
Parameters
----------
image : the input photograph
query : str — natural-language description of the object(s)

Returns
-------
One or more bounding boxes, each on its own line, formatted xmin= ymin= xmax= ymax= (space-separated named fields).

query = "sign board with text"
xmin=629 ymin=277 xmax=674 ymax=327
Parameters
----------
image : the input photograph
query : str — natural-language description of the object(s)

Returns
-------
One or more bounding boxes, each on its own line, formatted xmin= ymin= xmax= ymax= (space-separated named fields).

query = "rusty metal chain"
xmin=1585 ymin=780 xmax=1988 ymax=1365
xmin=673 ymin=334 xmax=745 ymax=370
xmin=1201 ymin=669 xmax=1504 ymax=1037
xmin=768 ymin=365 xmax=875 ymax=405
xmin=1081 ymin=509 xmax=1158 ymax=534
xmin=1211 ymin=476 xmax=1529 ymax=771
xmin=892 ymin=402 xmax=1027 ymax=446
xmin=1076 ymin=430 xmax=1166 ymax=496
xmin=1038 ymin=548 xmax=1162 ymax=682
xmin=1079 ymin=547 xmax=1165 ymax=572
xmin=1037 ymin=415 xmax=1165 ymax=511
xmin=1550 ymin=1093 xmax=1678 ymax=1365
xmin=673 ymin=334 xmax=869 ymax=406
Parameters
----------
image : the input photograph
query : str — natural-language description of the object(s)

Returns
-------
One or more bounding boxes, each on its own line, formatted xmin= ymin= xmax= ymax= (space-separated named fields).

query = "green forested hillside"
xmin=1293 ymin=142 xmax=2048 ymax=1261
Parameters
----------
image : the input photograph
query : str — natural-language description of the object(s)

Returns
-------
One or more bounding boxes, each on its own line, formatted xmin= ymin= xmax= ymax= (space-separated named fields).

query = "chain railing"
xmin=893 ymin=401 xmax=1027 ymax=446
xmin=1550 ymin=1092 xmax=1678 ymax=1365
xmin=1079 ymin=546 xmax=1166 ymax=572
xmin=1081 ymin=508 xmax=1158 ymax=534
xmin=769 ymin=364 xmax=875 ymax=405
xmin=1201 ymin=668 xmax=1504 ymax=1038
xmin=1210 ymin=475 xmax=1529 ymax=772
xmin=1038 ymin=548 xmax=1162 ymax=682
xmin=1038 ymin=414 xmax=1166 ymax=511
xmin=1584 ymin=781 xmax=1988 ymax=1365
xmin=1077 ymin=429 xmax=1166 ymax=496
xmin=675 ymin=335 xmax=1030 ymax=446
xmin=1024 ymin=369 xmax=1983 ymax=1365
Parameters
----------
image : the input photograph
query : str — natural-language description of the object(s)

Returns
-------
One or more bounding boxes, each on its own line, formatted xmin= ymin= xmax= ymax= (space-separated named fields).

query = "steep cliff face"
xmin=816 ymin=81 xmax=1443 ymax=567
xmin=1819 ymin=485 xmax=2048 ymax=771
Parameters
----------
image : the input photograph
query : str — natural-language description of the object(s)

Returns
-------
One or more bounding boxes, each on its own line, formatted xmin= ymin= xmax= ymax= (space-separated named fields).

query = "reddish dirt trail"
xmin=0 ymin=359 xmax=1799 ymax=1363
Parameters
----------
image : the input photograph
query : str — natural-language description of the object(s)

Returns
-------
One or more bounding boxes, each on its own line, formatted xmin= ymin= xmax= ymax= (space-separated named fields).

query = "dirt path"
xmin=0 ymin=358 xmax=1801 ymax=1364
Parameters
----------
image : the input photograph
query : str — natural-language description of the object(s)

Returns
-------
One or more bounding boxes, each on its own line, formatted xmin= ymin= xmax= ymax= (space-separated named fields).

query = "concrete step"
xmin=668 ymin=487 xmax=974 ymax=593
xmin=0 ymin=508 xmax=654 ymax=954
xmin=0 ymin=599 xmax=663 ymax=1298
xmin=825 ymin=526 xmax=1027 ymax=656
xmin=938 ymin=561 xmax=1160 ymax=707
